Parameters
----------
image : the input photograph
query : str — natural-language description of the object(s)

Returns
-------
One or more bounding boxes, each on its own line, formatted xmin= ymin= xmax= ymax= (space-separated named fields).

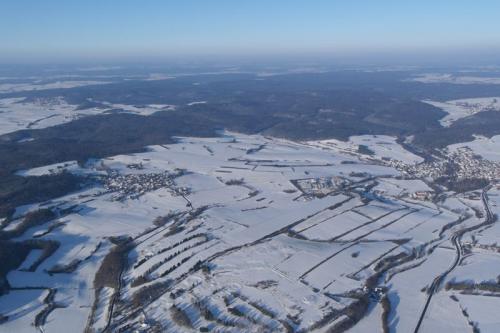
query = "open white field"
xmin=1 ymin=132 xmax=499 ymax=333
xmin=410 ymin=73 xmax=500 ymax=85
xmin=0 ymin=96 xmax=176 ymax=136
xmin=308 ymin=134 xmax=424 ymax=164
xmin=0 ymin=80 xmax=111 ymax=94
xmin=448 ymin=135 xmax=500 ymax=162
xmin=424 ymin=97 xmax=500 ymax=127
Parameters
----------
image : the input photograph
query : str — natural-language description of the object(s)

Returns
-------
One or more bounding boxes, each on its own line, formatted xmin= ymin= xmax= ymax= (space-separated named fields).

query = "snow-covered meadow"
xmin=409 ymin=73 xmax=500 ymax=85
xmin=0 ymin=96 xmax=177 ymax=136
xmin=424 ymin=97 xmax=500 ymax=127
xmin=1 ymin=132 xmax=499 ymax=333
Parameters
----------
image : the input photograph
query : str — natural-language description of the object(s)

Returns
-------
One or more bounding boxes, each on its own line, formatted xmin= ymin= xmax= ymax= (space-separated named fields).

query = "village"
xmin=102 ymin=169 xmax=190 ymax=200
xmin=385 ymin=147 xmax=500 ymax=184
xmin=292 ymin=176 xmax=351 ymax=198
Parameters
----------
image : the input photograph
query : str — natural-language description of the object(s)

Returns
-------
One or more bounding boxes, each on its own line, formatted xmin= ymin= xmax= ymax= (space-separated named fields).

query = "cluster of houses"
xmin=455 ymin=98 xmax=500 ymax=115
xmin=397 ymin=147 xmax=500 ymax=182
xmin=410 ymin=191 xmax=434 ymax=201
xmin=103 ymin=170 xmax=189 ymax=200
xmin=293 ymin=176 xmax=350 ymax=198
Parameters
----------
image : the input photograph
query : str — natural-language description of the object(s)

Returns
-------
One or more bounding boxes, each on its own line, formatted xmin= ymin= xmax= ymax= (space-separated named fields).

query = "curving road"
xmin=413 ymin=234 xmax=462 ymax=333
xmin=414 ymin=188 xmax=493 ymax=333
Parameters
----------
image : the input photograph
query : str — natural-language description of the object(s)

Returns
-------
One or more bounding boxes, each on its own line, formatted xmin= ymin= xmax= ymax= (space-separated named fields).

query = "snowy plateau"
xmin=1 ymin=131 xmax=499 ymax=333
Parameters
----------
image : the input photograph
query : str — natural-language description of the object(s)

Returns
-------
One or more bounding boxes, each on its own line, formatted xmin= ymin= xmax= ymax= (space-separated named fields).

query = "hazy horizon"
xmin=2 ymin=0 xmax=500 ymax=65
xmin=2 ymin=3 xmax=500 ymax=332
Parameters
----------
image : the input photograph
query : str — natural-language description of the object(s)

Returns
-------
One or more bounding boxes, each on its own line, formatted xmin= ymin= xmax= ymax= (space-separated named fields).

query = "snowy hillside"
xmin=2 ymin=133 xmax=499 ymax=333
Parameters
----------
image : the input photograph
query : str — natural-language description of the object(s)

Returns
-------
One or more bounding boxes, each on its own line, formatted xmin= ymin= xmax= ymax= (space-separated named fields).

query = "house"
xmin=411 ymin=191 xmax=434 ymax=201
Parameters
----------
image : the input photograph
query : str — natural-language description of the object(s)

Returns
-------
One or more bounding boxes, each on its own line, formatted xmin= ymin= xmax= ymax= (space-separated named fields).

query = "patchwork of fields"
xmin=1 ymin=132 xmax=498 ymax=332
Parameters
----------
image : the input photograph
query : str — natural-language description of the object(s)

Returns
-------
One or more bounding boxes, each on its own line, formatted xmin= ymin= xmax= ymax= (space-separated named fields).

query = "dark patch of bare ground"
xmin=86 ymin=238 xmax=134 ymax=332
xmin=380 ymin=295 xmax=392 ymax=333
xmin=170 ymin=304 xmax=193 ymax=328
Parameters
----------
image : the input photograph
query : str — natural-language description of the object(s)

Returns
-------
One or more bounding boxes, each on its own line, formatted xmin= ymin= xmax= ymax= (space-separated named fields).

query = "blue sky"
xmin=2 ymin=0 xmax=500 ymax=63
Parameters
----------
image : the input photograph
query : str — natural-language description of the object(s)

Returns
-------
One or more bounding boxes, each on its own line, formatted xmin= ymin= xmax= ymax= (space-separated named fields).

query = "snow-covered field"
xmin=308 ymin=135 xmax=424 ymax=164
xmin=0 ymin=96 xmax=177 ymax=136
xmin=0 ymin=80 xmax=111 ymax=94
xmin=424 ymin=97 xmax=500 ymax=127
xmin=1 ymin=132 xmax=499 ymax=333
xmin=409 ymin=73 xmax=500 ymax=85
xmin=448 ymin=135 xmax=500 ymax=162
xmin=97 ymin=101 xmax=176 ymax=115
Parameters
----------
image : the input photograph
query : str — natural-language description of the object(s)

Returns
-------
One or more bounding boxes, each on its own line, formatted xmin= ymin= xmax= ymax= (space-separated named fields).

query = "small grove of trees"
xmin=24 ymin=239 xmax=60 ymax=272
xmin=445 ymin=280 xmax=500 ymax=293
xmin=0 ymin=238 xmax=60 ymax=294
xmin=134 ymin=233 xmax=206 ymax=269
xmin=94 ymin=239 xmax=133 ymax=289
xmin=132 ymin=237 xmax=207 ymax=287
xmin=131 ymin=280 xmax=172 ymax=309
xmin=160 ymin=256 xmax=192 ymax=278
xmin=0 ymin=209 xmax=56 ymax=240
xmin=435 ymin=177 xmax=489 ymax=193
xmin=225 ymin=178 xmax=245 ymax=186
xmin=153 ymin=211 xmax=181 ymax=227
xmin=170 ymin=304 xmax=192 ymax=328
xmin=380 ymin=295 xmax=391 ymax=333
xmin=357 ymin=145 xmax=375 ymax=156
xmin=0 ymin=172 xmax=80 ymax=220
xmin=0 ymin=240 xmax=32 ymax=294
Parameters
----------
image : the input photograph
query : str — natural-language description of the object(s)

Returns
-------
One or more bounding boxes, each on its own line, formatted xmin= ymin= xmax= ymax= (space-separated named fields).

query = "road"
xmin=413 ymin=234 xmax=462 ymax=333
xmin=414 ymin=188 xmax=494 ymax=333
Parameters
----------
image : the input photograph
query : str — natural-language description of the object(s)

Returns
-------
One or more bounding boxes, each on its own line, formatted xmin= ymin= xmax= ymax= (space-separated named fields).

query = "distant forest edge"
xmin=1 ymin=71 xmax=500 ymax=218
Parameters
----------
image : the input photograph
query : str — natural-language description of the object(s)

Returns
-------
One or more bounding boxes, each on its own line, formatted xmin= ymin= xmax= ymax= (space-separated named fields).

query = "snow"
xmin=387 ymin=247 xmax=456 ymax=333
xmin=300 ymin=211 xmax=370 ymax=241
xmin=448 ymin=135 xmax=500 ymax=162
xmin=98 ymin=101 xmax=176 ymax=115
xmin=424 ymin=97 xmax=500 ymax=127
xmin=418 ymin=292 xmax=470 ymax=333
xmin=92 ymin=287 xmax=114 ymax=331
xmin=187 ymin=101 xmax=207 ymax=106
xmin=0 ymin=289 xmax=46 ymax=333
xmin=0 ymin=97 xmax=92 ymax=135
xmin=447 ymin=251 xmax=500 ymax=284
xmin=0 ymin=80 xmax=111 ymax=93
xmin=410 ymin=73 xmax=500 ymax=85
xmin=303 ymin=241 xmax=398 ymax=293
xmin=0 ymin=97 xmax=176 ymax=136
xmin=348 ymin=301 xmax=384 ymax=333
xmin=16 ymin=161 xmax=80 ymax=177
xmin=373 ymin=178 xmax=434 ymax=198
xmin=308 ymin=135 xmax=424 ymax=164
xmin=18 ymin=249 xmax=44 ymax=271
xmin=2 ymin=131 xmax=499 ymax=332
xmin=456 ymin=294 xmax=500 ymax=333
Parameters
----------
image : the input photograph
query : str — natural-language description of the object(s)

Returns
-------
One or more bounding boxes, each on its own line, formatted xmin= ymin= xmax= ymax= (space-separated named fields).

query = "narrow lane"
xmin=414 ymin=188 xmax=493 ymax=333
